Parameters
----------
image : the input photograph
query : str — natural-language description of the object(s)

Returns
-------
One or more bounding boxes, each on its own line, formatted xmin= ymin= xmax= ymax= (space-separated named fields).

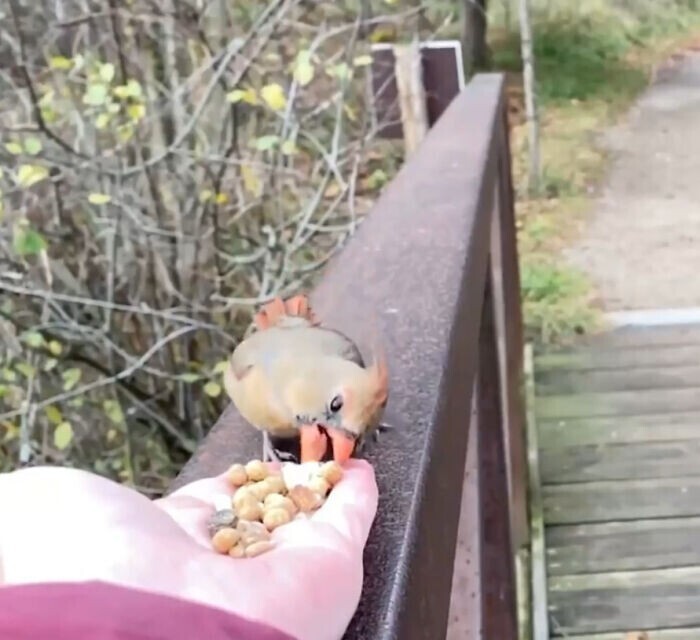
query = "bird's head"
xmin=283 ymin=355 xmax=388 ymax=464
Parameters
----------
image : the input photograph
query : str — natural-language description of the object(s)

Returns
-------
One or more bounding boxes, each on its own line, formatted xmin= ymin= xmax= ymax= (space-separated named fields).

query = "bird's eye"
xmin=329 ymin=395 xmax=343 ymax=413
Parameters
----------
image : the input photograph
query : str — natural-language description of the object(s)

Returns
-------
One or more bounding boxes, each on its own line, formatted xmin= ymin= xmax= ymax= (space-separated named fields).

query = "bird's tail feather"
xmin=253 ymin=294 xmax=319 ymax=330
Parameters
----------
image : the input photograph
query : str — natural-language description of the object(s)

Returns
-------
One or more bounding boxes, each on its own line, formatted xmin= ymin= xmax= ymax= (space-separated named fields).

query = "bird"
xmin=223 ymin=294 xmax=389 ymax=464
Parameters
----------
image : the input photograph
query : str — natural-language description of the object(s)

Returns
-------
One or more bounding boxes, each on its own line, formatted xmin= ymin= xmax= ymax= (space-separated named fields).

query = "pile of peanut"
xmin=208 ymin=459 xmax=344 ymax=558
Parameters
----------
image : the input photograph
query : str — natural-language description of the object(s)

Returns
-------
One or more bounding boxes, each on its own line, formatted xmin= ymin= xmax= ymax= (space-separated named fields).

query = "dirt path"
xmin=563 ymin=51 xmax=700 ymax=312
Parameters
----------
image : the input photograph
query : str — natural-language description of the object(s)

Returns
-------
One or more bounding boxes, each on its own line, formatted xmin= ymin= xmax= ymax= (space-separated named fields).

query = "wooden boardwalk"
xmin=532 ymin=323 xmax=700 ymax=639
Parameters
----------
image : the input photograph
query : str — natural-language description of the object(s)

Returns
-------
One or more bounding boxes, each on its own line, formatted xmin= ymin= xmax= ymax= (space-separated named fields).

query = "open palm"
xmin=0 ymin=460 xmax=378 ymax=640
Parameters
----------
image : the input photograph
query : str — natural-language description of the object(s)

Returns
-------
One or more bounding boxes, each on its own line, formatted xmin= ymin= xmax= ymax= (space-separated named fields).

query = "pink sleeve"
xmin=0 ymin=581 xmax=296 ymax=640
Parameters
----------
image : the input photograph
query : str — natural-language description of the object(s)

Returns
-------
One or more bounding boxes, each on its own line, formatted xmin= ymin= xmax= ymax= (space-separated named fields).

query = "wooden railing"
xmin=170 ymin=73 xmax=528 ymax=640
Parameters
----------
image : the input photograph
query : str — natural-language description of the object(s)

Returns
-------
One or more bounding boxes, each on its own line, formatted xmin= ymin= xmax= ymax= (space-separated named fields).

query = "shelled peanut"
xmin=208 ymin=460 xmax=344 ymax=558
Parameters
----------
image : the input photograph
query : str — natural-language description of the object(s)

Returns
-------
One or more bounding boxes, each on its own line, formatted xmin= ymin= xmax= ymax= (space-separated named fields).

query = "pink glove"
xmin=0 ymin=459 xmax=378 ymax=640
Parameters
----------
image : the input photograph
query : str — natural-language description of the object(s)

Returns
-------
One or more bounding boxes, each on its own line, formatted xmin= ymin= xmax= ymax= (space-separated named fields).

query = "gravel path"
xmin=563 ymin=51 xmax=700 ymax=311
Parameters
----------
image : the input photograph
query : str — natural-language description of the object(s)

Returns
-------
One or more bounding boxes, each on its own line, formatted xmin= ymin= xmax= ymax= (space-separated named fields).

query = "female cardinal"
xmin=223 ymin=295 xmax=389 ymax=464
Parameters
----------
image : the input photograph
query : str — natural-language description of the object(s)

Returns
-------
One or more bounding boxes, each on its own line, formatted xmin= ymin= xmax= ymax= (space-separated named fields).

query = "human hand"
xmin=0 ymin=459 xmax=378 ymax=640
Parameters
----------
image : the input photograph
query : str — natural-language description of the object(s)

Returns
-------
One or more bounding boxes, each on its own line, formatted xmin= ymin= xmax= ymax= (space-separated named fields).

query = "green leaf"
xmin=54 ymin=421 xmax=73 ymax=450
xmin=99 ymin=63 xmax=115 ymax=83
xmin=13 ymin=225 xmax=47 ymax=256
xmin=23 ymin=137 xmax=42 ymax=155
xmin=43 ymin=358 xmax=58 ymax=372
xmin=102 ymin=399 xmax=125 ymax=425
xmin=83 ymin=83 xmax=109 ymax=106
xmin=21 ymin=331 xmax=45 ymax=349
xmin=61 ymin=367 xmax=82 ymax=391
xmin=293 ymin=50 xmax=315 ymax=86
xmin=5 ymin=142 xmax=23 ymax=155
xmin=203 ymin=381 xmax=222 ymax=398
xmin=15 ymin=362 xmax=35 ymax=378
xmin=178 ymin=372 xmax=201 ymax=383
xmin=17 ymin=164 xmax=49 ymax=188
xmin=88 ymin=193 xmax=111 ymax=205
xmin=328 ymin=63 xmax=351 ymax=80
xmin=49 ymin=55 xmax=73 ymax=70
xmin=252 ymin=135 xmax=280 ymax=151
xmin=45 ymin=405 xmax=63 ymax=425
xmin=1 ymin=368 xmax=16 ymax=383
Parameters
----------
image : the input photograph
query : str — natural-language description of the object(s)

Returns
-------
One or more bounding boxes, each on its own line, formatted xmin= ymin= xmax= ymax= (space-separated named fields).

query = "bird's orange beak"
xmin=328 ymin=429 xmax=356 ymax=464
xmin=299 ymin=424 xmax=327 ymax=462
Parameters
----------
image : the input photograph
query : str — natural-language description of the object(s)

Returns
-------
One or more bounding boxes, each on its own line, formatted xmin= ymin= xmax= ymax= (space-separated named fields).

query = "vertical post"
xmin=394 ymin=41 xmax=429 ymax=155
xmin=491 ymin=91 xmax=529 ymax=551
xmin=478 ymin=262 xmax=518 ymax=639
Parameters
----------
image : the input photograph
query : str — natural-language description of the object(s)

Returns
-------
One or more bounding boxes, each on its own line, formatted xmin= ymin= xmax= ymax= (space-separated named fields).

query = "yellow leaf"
xmin=199 ymin=189 xmax=213 ymax=202
xmin=126 ymin=103 xmax=146 ymax=122
xmin=213 ymin=360 xmax=229 ymax=374
xmin=113 ymin=79 xmax=142 ymax=99
xmin=215 ymin=192 xmax=229 ymax=205
xmin=95 ymin=113 xmax=111 ymax=130
xmin=353 ymin=54 xmax=373 ymax=66
xmin=49 ymin=55 xmax=73 ymax=70
xmin=48 ymin=340 xmax=63 ymax=356
xmin=1 ymin=421 xmax=19 ymax=442
xmin=203 ymin=381 xmax=222 ymax=398
xmin=344 ymin=104 xmax=357 ymax=122
xmin=241 ymin=164 xmax=261 ymax=197
xmin=54 ymin=421 xmax=73 ymax=450
xmin=226 ymin=87 xmax=258 ymax=105
xmin=260 ymin=83 xmax=287 ymax=111
xmin=323 ymin=182 xmax=342 ymax=199
xmin=88 ymin=193 xmax=112 ymax=205
xmin=281 ymin=139 xmax=298 ymax=155
xmin=5 ymin=142 xmax=23 ymax=155
xmin=45 ymin=405 xmax=63 ymax=425
xmin=293 ymin=50 xmax=315 ymax=86
xmin=17 ymin=164 xmax=49 ymax=188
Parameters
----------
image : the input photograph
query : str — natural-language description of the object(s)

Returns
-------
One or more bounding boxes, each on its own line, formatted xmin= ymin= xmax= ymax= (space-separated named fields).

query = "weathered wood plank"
xmin=541 ymin=440 xmax=700 ymax=484
xmin=538 ymin=412 xmax=700 ymax=448
xmin=546 ymin=518 xmax=700 ymax=575
xmin=543 ymin=477 xmax=700 ymax=525
xmin=535 ymin=344 xmax=700 ymax=372
xmin=560 ymin=628 xmax=700 ymax=640
xmin=536 ymin=365 xmax=700 ymax=396
xmin=546 ymin=323 xmax=700 ymax=352
xmin=525 ymin=344 xmax=549 ymax=640
xmin=536 ymin=388 xmax=700 ymax=421
xmin=548 ymin=567 xmax=700 ymax=635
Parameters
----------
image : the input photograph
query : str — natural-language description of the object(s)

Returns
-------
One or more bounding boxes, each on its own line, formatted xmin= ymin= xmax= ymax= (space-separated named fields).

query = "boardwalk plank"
xmin=548 ymin=567 xmax=700 ymax=635
xmin=538 ymin=413 xmax=700 ymax=448
xmin=543 ymin=477 xmax=700 ymax=525
xmin=546 ymin=518 xmax=700 ymax=575
xmin=541 ymin=440 xmax=700 ymax=484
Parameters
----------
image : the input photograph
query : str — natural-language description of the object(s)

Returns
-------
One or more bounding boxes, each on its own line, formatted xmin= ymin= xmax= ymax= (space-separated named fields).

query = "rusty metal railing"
xmin=170 ymin=73 xmax=527 ymax=640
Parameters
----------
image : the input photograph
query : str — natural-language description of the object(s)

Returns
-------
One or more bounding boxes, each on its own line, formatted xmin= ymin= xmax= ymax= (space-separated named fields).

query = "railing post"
xmin=478 ymin=261 xmax=518 ymax=638
xmin=489 ymin=83 xmax=529 ymax=550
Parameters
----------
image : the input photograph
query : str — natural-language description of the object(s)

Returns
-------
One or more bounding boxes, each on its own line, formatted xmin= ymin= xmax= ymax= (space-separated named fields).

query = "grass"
xmin=488 ymin=0 xmax=700 ymax=345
